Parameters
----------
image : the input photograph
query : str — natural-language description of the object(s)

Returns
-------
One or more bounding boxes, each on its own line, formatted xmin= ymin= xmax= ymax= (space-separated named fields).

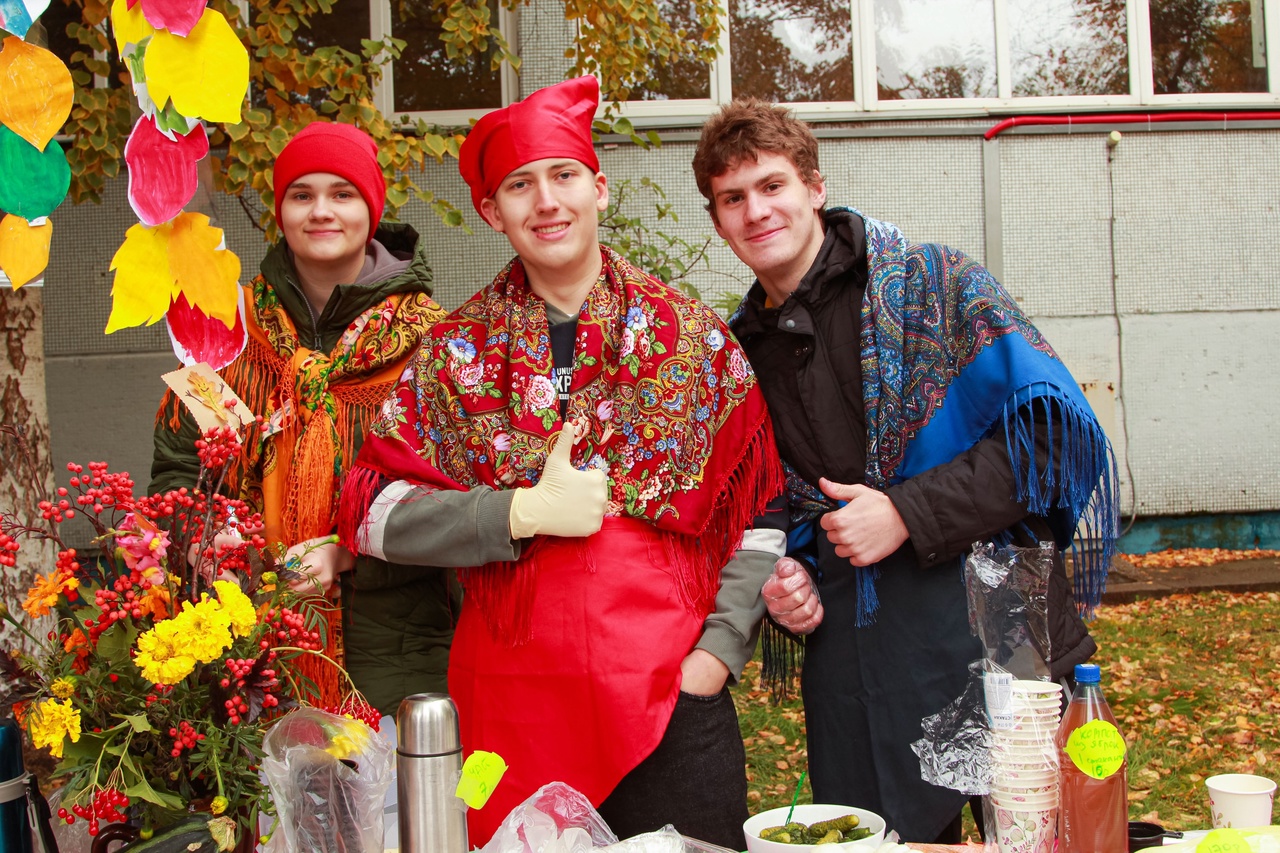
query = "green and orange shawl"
xmin=341 ymin=246 xmax=783 ymax=643
xmin=160 ymin=275 xmax=445 ymax=699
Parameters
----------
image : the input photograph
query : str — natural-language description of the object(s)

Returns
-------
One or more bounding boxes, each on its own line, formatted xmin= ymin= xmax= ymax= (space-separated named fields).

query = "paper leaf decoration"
xmin=138 ymin=0 xmax=206 ymax=37
xmin=0 ymin=0 xmax=51 ymax=40
xmin=0 ymin=37 xmax=73 ymax=150
xmin=0 ymin=125 xmax=70 ymax=220
xmin=107 ymin=220 xmax=176 ymax=332
xmin=166 ymin=289 xmax=247 ymax=370
xmin=126 ymin=115 xmax=209 ymax=225
xmin=168 ymin=213 xmax=240 ymax=326
xmin=160 ymin=361 xmax=254 ymax=430
xmin=111 ymin=0 xmax=155 ymax=55
xmin=107 ymin=212 xmax=240 ymax=333
xmin=145 ymin=9 xmax=248 ymax=124
xmin=0 ymin=213 xmax=50 ymax=288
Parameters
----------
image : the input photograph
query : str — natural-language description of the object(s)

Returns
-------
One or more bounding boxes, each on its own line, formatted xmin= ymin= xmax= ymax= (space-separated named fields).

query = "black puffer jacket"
xmin=730 ymin=208 xmax=1094 ymax=841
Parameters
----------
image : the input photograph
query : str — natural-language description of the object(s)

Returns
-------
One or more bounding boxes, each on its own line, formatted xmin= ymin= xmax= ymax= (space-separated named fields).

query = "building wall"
xmin=41 ymin=123 xmax=1280 ymax=543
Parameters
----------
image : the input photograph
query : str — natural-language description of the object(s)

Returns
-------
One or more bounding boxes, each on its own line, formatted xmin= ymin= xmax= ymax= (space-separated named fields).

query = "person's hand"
xmin=679 ymin=648 xmax=729 ymax=697
xmin=188 ymin=522 xmax=264 ymax=584
xmin=763 ymin=557 xmax=823 ymax=634
xmin=817 ymin=478 xmax=909 ymax=566
xmin=508 ymin=426 xmax=607 ymax=539
xmin=284 ymin=536 xmax=355 ymax=596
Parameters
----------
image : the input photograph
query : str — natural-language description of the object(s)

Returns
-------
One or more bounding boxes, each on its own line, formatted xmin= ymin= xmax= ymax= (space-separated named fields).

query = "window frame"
xmin=366 ymin=0 xmax=1280 ymax=127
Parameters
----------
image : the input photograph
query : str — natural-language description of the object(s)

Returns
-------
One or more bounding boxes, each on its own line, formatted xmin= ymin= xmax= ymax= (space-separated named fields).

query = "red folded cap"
xmin=459 ymin=76 xmax=601 ymax=216
xmin=272 ymin=122 xmax=386 ymax=242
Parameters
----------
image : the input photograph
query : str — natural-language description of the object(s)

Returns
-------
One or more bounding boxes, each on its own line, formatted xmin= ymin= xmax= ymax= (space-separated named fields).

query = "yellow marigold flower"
xmin=22 ymin=570 xmax=79 ymax=619
xmin=212 ymin=580 xmax=257 ymax=638
xmin=134 ymin=620 xmax=197 ymax=685
xmin=28 ymin=698 xmax=81 ymax=758
xmin=210 ymin=795 xmax=229 ymax=815
xmin=49 ymin=677 xmax=76 ymax=699
xmin=325 ymin=718 xmax=372 ymax=760
xmin=174 ymin=599 xmax=233 ymax=664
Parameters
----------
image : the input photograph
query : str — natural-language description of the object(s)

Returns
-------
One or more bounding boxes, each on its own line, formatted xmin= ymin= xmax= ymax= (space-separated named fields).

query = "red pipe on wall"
xmin=984 ymin=111 xmax=1280 ymax=140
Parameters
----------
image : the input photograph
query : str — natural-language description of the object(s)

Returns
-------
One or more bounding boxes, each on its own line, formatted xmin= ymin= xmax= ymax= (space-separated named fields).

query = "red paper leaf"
xmin=165 ymin=288 xmax=245 ymax=370
xmin=138 ymin=0 xmax=206 ymax=37
xmin=125 ymin=115 xmax=209 ymax=226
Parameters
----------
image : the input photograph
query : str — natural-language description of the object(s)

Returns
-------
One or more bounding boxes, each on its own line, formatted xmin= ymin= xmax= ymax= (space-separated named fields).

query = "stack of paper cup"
xmin=988 ymin=679 xmax=1063 ymax=853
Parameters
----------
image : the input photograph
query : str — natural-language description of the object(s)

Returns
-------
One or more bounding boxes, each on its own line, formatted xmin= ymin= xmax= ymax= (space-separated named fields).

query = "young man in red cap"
xmin=151 ymin=122 xmax=457 ymax=724
xmin=340 ymin=76 xmax=786 ymax=847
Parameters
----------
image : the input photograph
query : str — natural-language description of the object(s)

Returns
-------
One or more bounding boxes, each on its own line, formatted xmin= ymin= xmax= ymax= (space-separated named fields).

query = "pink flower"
xmin=526 ymin=375 xmax=556 ymax=412
xmin=596 ymin=400 xmax=613 ymax=421
xmin=494 ymin=432 xmax=512 ymax=452
xmin=728 ymin=349 xmax=750 ymax=381
xmin=620 ymin=327 xmax=635 ymax=358
xmin=457 ymin=363 xmax=484 ymax=388
xmin=116 ymin=513 xmax=169 ymax=585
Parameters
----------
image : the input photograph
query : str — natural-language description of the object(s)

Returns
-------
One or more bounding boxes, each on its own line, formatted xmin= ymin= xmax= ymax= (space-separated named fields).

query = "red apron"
xmin=448 ymin=517 xmax=706 ymax=845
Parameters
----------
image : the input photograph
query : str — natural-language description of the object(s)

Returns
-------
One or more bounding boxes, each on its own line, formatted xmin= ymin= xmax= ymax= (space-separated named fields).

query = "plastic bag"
xmin=964 ymin=541 xmax=1055 ymax=680
xmin=481 ymin=782 xmax=618 ymax=853
xmin=911 ymin=659 xmax=995 ymax=796
xmin=261 ymin=707 xmax=394 ymax=853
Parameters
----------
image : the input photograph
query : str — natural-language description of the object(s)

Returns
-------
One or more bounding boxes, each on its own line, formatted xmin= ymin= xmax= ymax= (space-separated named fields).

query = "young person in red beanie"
xmin=151 ymin=122 xmax=458 ymax=726
xmin=338 ymin=76 xmax=786 ymax=848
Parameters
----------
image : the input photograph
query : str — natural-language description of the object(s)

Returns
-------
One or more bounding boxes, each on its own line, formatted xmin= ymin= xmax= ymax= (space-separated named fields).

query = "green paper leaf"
xmin=0 ymin=127 xmax=71 ymax=219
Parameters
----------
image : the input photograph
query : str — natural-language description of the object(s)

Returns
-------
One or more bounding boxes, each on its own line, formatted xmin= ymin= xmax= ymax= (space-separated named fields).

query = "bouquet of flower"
xmin=0 ymin=419 xmax=362 ymax=847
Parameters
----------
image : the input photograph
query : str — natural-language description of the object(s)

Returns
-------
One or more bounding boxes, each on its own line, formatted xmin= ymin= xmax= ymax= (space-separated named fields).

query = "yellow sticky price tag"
xmin=1064 ymin=719 xmax=1127 ymax=779
xmin=1196 ymin=828 xmax=1251 ymax=853
xmin=455 ymin=750 xmax=508 ymax=809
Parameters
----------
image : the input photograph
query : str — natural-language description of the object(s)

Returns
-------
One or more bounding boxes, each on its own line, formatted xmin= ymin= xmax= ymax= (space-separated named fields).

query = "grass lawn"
xmin=731 ymin=590 xmax=1280 ymax=832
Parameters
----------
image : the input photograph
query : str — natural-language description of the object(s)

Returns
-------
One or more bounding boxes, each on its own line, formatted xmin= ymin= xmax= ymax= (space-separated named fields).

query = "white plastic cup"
xmin=992 ymin=801 xmax=1057 ymax=853
xmin=1206 ymin=774 xmax=1277 ymax=828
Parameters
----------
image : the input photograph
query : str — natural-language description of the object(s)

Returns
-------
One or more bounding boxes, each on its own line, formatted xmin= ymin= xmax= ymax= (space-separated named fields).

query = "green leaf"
xmin=116 ymin=713 xmax=153 ymax=733
xmin=443 ymin=209 xmax=464 ymax=227
xmin=94 ymin=622 xmax=138 ymax=667
xmin=122 ymin=775 xmax=186 ymax=811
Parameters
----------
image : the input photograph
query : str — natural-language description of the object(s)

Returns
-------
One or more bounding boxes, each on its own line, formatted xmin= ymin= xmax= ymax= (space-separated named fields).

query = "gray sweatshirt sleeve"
xmin=693 ymin=527 xmax=787 ymax=683
xmin=359 ymin=480 xmax=522 ymax=567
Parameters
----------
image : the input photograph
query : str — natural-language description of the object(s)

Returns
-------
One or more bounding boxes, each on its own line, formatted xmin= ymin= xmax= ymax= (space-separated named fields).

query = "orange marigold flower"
xmin=63 ymin=628 xmax=92 ymax=672
xmin=138 ymin=584 xmax=172 ymax=621
xmin=22 ymin=569 xmax=79 ymax=619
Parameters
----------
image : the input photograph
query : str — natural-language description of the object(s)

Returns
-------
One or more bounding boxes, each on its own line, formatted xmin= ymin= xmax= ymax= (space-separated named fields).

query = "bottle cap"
xmin=1075 ymin=663 xmax=1101 ymax=683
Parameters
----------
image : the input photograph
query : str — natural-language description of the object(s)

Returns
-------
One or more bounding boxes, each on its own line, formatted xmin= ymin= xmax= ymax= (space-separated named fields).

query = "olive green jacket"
xmin=150 ymin=222 xmax=459 ymax=716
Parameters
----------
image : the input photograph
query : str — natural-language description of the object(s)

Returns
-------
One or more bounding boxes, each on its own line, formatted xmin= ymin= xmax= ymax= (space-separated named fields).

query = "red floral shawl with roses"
xmin=341 ymin=245 xmax=782 ymax=643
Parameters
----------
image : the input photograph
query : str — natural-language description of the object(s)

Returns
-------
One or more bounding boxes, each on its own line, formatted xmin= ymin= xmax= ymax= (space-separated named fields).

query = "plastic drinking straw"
xmin=784 ymin=770 xmax=807 ymax=825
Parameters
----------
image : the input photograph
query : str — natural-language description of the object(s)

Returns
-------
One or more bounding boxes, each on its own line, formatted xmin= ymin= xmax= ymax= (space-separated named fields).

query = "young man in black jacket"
xmin=692 ymin=100 xmax=1118 ymax=843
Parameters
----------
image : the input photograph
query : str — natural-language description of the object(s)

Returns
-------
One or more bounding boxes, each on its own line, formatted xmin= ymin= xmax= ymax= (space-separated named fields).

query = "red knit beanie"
xmin=459 ymin=76 xmax=600 ymax=217
xmin=272 ymin=123 xmax=386 ymax=242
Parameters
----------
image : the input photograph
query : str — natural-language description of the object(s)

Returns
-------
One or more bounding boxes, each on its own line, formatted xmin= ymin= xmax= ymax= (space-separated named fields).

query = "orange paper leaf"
xmin=167 ymin=212 xmax=240 ymax=327
xmin=0 ymin=37 xmax=74 ymax=151
xmin=0 ymin=213 xmax=51 ymax=288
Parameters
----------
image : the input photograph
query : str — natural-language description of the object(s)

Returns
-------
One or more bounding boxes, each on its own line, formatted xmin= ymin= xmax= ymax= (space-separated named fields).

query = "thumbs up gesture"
xmin=508 ymin=426 xmax=608 ymax=539
xmin=817 ymin=478 xmax=909 ymax=567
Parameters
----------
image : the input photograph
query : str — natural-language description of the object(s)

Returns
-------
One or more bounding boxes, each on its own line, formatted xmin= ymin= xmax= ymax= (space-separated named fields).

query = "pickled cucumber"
xmin=754 ymin=813 xmax=870 ymax=845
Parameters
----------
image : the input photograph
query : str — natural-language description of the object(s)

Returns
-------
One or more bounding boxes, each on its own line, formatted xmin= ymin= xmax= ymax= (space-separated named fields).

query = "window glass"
xmin=729 ymin=0 xmax=853 ymax=101
xmin=630 ymin=0 xmax=712 ymax=100
xmin=295 ymin=0 xmax=368 ymax=56
xmin=875 ymin=0 xmax=996 ymax=99
xmin=392 ymin=0 xmax=503 ymax=112
xmin=1009 ymin=0 xmax=1128 ymax=96
xmin=1150 ymin=0 xmax=1266 ymax=93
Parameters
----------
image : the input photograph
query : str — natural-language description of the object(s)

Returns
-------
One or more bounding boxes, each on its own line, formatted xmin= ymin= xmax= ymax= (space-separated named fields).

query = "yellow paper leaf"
xmin=145 ymin=8 xmax=248 ymax=123
xmin=106 ymin=221 xmax=177 ymax=333
xmin=0 ymin=37 xmax=74 ymax=151
xmin=168 ymin=212 xmax=240 ymax=327
xmin=111 ymin=0 xmax=156 ymax=54
xmin=455 ymin=751 xmax=507 ymax=810
xmin=0 ymin=214 xmax=52 ymax=288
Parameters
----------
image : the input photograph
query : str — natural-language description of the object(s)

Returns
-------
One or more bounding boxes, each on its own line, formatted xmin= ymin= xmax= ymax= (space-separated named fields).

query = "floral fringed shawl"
xmin=341 ymin=246 xmax=783 ymax=644
xmin=785 ymin=209 xmax=1119 ymax=626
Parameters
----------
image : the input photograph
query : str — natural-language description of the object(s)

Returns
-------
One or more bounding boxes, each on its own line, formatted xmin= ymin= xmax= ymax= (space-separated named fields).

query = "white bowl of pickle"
xmin=743 ymin=804 xmax=886 ymax=851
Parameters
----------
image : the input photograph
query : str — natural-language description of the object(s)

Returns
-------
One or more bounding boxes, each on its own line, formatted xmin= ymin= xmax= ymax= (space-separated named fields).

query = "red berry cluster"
xmin=0 ymin=532 xmax=19 ymax=567
xmin=145 ymin=683 xmax=174 ymax=707
xmin=57 ymin=787 xmax=131 ymax=835
xmin=195 ymin=426 xmax=243 ymax=471
xmin=324 ymin=697 xmax=382 ymax=731
xmin=168 ymin=720 xmax=204 ymax=756
xmin=264 ymin=608 xmax=322 ymax=652
xmin=220 ymin=655 xmax=282 ymax=724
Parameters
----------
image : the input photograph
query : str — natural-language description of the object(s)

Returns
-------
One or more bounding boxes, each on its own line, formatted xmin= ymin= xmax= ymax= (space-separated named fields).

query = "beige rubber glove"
xmin=509 ymin=426 xmax=608 ymax=539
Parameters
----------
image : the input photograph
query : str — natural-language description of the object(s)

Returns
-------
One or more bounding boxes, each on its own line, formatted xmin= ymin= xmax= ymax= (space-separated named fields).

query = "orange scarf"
xmin=161 ymin=275 xmax=445 ymax=702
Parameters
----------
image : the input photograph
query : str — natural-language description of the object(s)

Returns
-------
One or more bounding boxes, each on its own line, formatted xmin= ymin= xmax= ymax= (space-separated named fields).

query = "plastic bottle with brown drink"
xmin=1056 ymin=663 xmax=1128 ymax=852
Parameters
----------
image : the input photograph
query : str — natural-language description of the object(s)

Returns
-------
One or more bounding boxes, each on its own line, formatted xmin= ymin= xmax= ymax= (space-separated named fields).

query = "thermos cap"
xmin=396 ymin=693 xmax=462 ymax=756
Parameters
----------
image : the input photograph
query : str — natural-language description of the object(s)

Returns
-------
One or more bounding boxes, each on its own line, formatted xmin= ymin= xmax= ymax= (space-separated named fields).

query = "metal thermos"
xmin=396 ymin=694 xmax=467 ymax=853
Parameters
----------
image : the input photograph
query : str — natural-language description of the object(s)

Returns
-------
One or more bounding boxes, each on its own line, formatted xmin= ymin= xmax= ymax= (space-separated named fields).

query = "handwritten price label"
xmin=455 ymin=750 xmax=508 ymax=809
xmin=1064 ymin=719 xmax=1126 ymax=779
xmin=1196 ymin=828 xmax=1251 ymax=853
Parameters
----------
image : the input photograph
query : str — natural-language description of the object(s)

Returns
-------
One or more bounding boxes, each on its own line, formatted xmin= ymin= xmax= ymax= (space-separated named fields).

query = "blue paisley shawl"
xmin=776 ymin=209 xmax=1119 ymax=626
